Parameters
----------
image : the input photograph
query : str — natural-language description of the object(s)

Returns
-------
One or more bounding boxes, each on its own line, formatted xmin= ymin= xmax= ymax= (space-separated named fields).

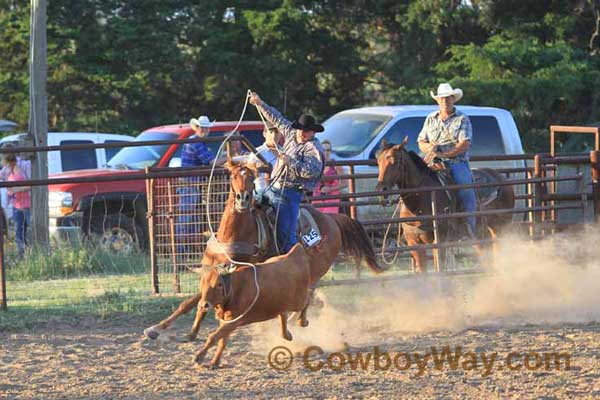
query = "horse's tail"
xmin=331 ymin=213 xmax=386 ymax=274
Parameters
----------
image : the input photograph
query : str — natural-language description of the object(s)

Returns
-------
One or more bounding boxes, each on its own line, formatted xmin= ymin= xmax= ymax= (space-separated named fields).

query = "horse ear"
xmin=381 ymin=139 xmax=388 ymax=150
xmin=392 ymin=136 xmax=408 ymax=151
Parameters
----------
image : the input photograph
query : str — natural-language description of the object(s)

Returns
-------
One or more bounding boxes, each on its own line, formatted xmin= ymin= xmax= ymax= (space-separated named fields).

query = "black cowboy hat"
xmin=291 ymin=114 xmax=324 ymax=132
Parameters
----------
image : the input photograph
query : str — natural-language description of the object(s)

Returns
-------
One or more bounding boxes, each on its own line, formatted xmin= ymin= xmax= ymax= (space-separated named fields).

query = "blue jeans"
xmin=448 ymin=161 xmax=477 ymax=232
xmin=264 ymin=187 xmax=302 ymax=253
xmin=176 ymin=185 xmax=202 ymax=256
xmin=12 ymin=208 xmax=30 ymax=257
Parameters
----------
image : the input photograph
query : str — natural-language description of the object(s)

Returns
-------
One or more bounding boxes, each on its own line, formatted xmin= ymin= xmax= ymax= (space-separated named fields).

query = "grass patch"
xmin=0 ymin=292 xmax=190 ymax=332
xmin=6 ymin=243 xmax=149 ymax=281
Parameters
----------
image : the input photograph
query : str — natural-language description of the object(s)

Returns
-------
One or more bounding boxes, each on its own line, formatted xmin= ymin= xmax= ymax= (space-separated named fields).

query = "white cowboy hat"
xmin=430 ymin=83 xmax=463 ymax=102
xmin=189 ymin=115 xmax=215 ymax=128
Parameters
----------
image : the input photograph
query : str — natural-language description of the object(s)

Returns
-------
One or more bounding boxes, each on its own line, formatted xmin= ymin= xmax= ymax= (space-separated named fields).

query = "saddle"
xmin=434 ymin=168 xmax=500 ymax=209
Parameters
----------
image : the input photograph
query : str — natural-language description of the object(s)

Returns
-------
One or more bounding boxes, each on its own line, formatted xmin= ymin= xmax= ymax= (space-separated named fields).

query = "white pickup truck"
xmin=319 ymin=105 xmax=526 ymax=219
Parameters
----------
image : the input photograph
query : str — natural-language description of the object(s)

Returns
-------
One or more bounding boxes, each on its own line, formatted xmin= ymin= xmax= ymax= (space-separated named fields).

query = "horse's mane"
xmin=406 ymin=150 xmax=437 ymax=180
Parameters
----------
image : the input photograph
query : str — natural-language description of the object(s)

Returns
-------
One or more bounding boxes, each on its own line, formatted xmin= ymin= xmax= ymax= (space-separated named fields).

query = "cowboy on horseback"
xmin=248 ymin=91 xmax=326 ymax=253
xmin=417 ymin=83 xmax=477 ymax=240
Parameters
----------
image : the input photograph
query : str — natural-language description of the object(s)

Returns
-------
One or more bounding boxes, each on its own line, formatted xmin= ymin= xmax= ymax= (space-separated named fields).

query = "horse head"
xmin=375 ymin=136 xmax=409 ymax=198
xmin=226 ymin=159 xmax=258 ymax=212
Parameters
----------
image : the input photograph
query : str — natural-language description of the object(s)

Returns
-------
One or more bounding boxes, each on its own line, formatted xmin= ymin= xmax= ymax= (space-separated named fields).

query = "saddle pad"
xmin=472 ymin=169 xmax=500 ymax=207
xmin=435 ymin=169 xmax=499 ymax=208
xmin=265 ymin=206 xmax=321 ymax=245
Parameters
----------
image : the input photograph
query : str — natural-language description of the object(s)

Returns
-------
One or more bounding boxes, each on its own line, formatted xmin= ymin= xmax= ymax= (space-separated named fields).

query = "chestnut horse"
xmin=145 ymin=161 xmax=383 ymax=341
xmin=375 ymin=138 xmax=515 ymax=273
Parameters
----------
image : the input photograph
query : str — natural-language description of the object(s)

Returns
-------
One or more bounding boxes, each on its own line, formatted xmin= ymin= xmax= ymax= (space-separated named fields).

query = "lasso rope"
xmin=380 ymin=198 xmax=404 ymax=265
xmin=204 ymin=90 xmax=260 ymax=324
xmin=202 ymin=90 xmax=291 ymax=324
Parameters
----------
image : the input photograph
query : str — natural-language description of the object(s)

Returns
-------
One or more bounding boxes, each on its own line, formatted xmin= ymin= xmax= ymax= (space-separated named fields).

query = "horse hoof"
xmin=144 ymin=326 xmax=160 ymax=340
xmin=283 ymin=331 xmax=293 ymax=341
xmin=194 ymin=351 xmax=206 ymax=364
xmin=297 ymin=319 xmax=309 ymax=328
xmin=208 ymin=362 xmax=221 ymax=370
xmin=183 ymin=333 xmax=197 ymax=342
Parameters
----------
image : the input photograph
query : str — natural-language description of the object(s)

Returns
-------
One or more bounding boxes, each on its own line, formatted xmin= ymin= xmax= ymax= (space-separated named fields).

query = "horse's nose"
xmin=375 ymin=181 xmax=387 ymax=192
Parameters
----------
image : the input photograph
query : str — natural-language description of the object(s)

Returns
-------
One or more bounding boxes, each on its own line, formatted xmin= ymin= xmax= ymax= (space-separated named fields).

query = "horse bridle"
xmin=391 ymin=147 xmax=426 ymax=192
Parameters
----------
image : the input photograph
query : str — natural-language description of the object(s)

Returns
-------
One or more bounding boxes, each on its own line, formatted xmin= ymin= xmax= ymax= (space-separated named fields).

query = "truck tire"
xmin=89 ymin=214 xmax=144 ymax=254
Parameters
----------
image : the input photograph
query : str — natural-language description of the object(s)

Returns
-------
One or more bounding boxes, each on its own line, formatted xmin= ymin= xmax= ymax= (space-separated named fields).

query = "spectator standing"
xmin=2 ymin=152 xmax=30 ymax=258
xmin=312 ymin=140 xmax=347 ymax=214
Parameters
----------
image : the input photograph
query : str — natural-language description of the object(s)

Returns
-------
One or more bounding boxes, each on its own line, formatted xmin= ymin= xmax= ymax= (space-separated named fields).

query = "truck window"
xmin=60 ymin=140 xmax=97 ymax=171
xmin=105 ymin=140 xmax=130 ymax=162
xmin=470 ymin=116 xmax=505 ymax=155
xmin=206 ymin=129 xmax=265 ymax=155
xmin=370 ymin=117 xmax=425 ymax=159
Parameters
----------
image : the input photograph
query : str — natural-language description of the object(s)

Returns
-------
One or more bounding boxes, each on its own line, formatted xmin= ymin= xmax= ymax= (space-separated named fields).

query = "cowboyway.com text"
xmin=267 ymin=345 xmax=571 ymax=376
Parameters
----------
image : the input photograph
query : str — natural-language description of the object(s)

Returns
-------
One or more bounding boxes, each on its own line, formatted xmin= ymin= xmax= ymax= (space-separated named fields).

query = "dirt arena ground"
xmin=2 ymin=232 xmax=600 ymax=399
xmin=1 ymin=314 xmax=599 ymax=399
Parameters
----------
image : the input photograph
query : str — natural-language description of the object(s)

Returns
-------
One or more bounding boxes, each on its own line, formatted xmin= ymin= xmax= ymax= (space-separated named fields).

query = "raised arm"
xmin=249 ymin=92 xmax=296 ymax=141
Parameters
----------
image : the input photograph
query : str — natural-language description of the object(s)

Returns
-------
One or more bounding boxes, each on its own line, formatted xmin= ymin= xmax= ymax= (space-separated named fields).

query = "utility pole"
xmin=29 ymin=0 xmax=49 ymax=249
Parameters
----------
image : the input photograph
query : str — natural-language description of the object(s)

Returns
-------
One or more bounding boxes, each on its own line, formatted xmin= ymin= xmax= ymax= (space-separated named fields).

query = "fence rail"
xmin=0 ymin=134 xmax=599 ymax=309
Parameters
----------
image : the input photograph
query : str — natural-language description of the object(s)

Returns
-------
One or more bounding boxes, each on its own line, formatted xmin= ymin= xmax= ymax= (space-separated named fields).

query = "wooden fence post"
xmin=0 ymin=206 xmax=6 ymax=311
xmin=431 ymin=191 xmax=441 ymax=273
xmin=533 ymin=155 xmax=543 ymax=238
xmin=591 ymin=150 xmax=600 ymax=223
xmin=167 ymin=181 xmax=181 ymax=294
xmin=145 ymin=167 xmax=159 ymax=294
xmin=348 ymin=165 xmax=357 ymax=220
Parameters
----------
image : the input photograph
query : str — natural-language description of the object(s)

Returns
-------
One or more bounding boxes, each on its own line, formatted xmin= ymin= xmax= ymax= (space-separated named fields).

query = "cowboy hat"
xmin=189 ymin=115 xmax=215 ymax=128
xmin=430 ymin=83 xmax=463 ymax=102
xmin=291 ymin=114 xmax=324 ymax=132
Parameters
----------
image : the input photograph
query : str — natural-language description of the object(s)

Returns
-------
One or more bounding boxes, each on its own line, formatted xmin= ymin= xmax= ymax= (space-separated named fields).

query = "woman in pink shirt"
xmin=3 ymin=152 xmax=30 ymax=257
xmin=312 ymin=140 xmax=348 ymax=214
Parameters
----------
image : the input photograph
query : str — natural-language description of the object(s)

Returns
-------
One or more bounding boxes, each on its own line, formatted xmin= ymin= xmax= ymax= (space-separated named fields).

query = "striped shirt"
xmin=181 ymin=139 xmax=215 ymax=167
xmin=256 ymin=103 xmax=324 ymax=192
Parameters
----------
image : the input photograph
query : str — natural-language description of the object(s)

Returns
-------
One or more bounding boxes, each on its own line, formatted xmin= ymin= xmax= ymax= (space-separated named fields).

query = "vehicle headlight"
xmin=49 ymin=191 xmax=74 ymax=217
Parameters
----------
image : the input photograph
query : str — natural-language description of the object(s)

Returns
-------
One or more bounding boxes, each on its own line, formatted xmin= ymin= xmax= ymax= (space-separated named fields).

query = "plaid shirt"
xmin=417 ymin=109 xmax=473 ymax=162
xmin=257 ymin=103 xmax=324 ymax=192
xmin=181 ymin=139 xmax=215 ymax=167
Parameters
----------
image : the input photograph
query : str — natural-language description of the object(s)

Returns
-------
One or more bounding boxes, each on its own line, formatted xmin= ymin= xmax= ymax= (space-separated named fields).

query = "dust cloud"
xmin=250 ymin=226 xmax=600 ymax=353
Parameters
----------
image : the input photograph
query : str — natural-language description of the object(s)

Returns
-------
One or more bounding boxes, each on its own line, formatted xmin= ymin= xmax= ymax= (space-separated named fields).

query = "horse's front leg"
xmin=194 ymin=321 xmax=241 ymax=365
xmin=144 ymin=293 xmax=201 ymax=340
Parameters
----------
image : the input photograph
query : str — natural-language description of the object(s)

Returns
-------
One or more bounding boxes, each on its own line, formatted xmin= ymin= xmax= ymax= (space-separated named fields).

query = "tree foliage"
xmin=1 ymin=0 xmax=600 ymax=151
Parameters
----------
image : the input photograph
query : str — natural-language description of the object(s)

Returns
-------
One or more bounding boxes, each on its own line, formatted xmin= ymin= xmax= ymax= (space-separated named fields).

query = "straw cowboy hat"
xmin=189 ymin=115 xmax=215 ymax=128
xmin=430 ymin=83 xmax=463 ymax=102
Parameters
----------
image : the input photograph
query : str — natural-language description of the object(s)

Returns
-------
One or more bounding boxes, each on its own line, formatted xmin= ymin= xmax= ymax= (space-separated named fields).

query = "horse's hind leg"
xmin=486 ymin=226 xmax=498 ymax=269
xmin=297 ymin=288 xmax=314 ymax=327
xmin=144 ymin=293 xmax=201 ymax=340
xmin=408 ymin=235 xmax=427 ymax=274
xmin=279 ymin=313 xmax=293 ymax=341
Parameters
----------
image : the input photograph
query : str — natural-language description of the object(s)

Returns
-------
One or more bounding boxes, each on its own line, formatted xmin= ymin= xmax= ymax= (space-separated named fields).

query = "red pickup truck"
xmin=48 ymin=121 xmax=265 ymax=252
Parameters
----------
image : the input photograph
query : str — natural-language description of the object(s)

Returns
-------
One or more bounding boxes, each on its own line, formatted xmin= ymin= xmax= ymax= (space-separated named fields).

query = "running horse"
xmin=145 ymin=160 xmax=384 ymax=341
xmin=375 ymin=137 xmax=515 ymax=273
